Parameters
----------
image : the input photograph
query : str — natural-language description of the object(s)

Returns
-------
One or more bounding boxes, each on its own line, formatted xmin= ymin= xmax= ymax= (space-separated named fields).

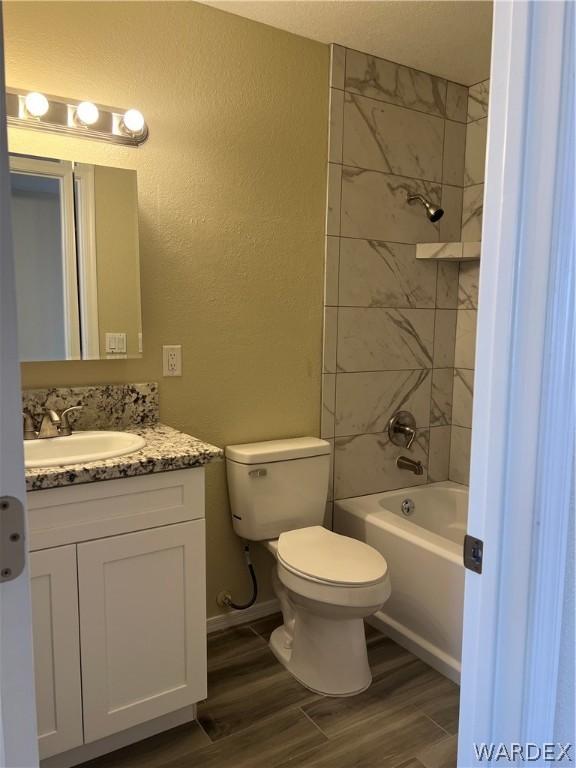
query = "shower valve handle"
xmin=388 ymin=411 xmax=417 ymax=449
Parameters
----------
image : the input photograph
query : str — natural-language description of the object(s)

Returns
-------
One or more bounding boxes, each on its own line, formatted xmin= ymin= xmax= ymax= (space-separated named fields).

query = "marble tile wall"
xmin=449 ymin=78 xmax=489 ymax=484
xmin=323 ymin=45 xmax=489 ymax=509
xmin=460 ymin=79 xmax=489 ymax=245
xmin=323 ymin=46 xmax=489 ymax=503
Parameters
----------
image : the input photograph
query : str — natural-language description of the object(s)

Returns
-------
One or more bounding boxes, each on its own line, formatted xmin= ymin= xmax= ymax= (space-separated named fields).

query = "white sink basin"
xmin=25 ymin=431 xmax=146 ymax=469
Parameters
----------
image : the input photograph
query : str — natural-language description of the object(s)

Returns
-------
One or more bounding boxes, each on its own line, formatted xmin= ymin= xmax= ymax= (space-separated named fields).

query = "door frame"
xmin=458 ymin=0 xmax=574 ymax=762
xmin=0 ymin=7 xmax=39 ymax=767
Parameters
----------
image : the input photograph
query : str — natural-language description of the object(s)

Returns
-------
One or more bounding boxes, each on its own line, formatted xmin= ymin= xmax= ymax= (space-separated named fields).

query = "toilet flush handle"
xmin=249 ymin=468 xmax=267 ymax=478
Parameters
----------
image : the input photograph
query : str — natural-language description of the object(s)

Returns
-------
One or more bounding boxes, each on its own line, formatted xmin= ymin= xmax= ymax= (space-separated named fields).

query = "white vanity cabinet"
xmin=26 ymin=469 xmax=207 ymax=764
xmin=78 ymin=520 xmax=205 ymax=742
xmin=30 ymin=546 xmax=84 ymax=758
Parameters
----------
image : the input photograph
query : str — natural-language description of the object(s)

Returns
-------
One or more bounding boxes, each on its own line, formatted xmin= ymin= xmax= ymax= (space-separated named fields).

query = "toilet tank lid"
xmin=226 ymin=437 xmax=331 ymax=464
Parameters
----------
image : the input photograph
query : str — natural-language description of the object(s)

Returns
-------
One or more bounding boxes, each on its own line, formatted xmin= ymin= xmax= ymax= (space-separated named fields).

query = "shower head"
xmin=407 ymin=194 xmax=444 ymax=222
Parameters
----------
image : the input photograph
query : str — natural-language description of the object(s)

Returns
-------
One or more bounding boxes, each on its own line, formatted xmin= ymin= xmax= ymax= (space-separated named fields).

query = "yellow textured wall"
xmin=4 ymin=0 xmax=329 ymax=615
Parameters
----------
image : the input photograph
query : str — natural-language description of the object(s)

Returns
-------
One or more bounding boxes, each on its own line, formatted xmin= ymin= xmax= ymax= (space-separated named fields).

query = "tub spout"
xmin=397 ymin=455 xmax=424 ymax=475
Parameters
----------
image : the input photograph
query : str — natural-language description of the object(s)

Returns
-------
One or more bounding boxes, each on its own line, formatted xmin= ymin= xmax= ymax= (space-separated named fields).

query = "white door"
xmin=30 ymin=546 xmax=83 ymax=759
xmin=0 ymin=12 xmax=39 ymax=768
xmin=77 ymin=521 xmax=207 ymax=743
xmin=458 ymin=1 xmax=575 ymax=763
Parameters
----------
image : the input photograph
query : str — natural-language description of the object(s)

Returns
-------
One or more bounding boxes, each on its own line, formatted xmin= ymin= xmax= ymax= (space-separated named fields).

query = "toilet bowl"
xmin=264 ymin=527 xmax=390 ymax=696
xmin=225 ymin=437 xmax=392 ymax=697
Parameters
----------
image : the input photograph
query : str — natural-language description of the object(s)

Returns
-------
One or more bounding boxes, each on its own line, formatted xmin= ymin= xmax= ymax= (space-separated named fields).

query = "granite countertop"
xmin=26 ymin=423 xmax=223 ymax=492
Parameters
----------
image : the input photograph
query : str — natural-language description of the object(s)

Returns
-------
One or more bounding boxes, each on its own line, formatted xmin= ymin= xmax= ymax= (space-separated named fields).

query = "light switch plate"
xmin=163 ymin=345 xmax=182 ymax=376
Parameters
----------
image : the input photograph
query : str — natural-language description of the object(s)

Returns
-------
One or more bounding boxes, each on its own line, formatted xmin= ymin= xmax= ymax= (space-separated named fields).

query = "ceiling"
xmin=200 ymin=0 xmax=493 ymax=86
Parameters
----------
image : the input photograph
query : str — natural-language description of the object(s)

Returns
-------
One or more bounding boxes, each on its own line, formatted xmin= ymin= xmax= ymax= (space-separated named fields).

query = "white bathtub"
xmin=334 ymin=481 xmax=468 ymax=683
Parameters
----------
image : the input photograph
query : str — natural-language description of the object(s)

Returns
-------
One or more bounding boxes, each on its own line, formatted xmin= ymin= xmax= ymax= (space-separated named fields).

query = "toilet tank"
xmin=226 ymin=437 xmax=331 ymax=541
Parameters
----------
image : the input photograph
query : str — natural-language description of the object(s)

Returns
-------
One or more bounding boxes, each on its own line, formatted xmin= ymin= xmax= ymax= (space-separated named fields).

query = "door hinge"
xmin=0 ymin=496 xmax=26 ymax=582
xmin=463 ymin=534 xmax=484 ymax=574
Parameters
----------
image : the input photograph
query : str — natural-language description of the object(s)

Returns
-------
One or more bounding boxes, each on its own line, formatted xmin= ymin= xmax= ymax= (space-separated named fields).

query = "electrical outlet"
xmin=162 ymin=345 xmax=182 ymax=377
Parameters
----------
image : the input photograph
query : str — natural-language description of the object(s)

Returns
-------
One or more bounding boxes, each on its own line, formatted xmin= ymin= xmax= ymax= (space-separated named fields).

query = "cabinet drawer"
xmin=77 ymin=521 xmax=206 ymax=742
xmin=27 ymin=468 xmax=204 ymax=550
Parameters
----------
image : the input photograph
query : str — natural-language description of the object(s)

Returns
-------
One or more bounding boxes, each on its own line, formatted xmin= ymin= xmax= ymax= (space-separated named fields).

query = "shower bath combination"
xmin=407 ymin=193 xmax=444 ymax=222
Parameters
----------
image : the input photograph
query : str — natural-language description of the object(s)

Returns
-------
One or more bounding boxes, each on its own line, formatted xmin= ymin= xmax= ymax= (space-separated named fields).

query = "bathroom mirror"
xmin=9 ymin=153 xmax=143 ymax=361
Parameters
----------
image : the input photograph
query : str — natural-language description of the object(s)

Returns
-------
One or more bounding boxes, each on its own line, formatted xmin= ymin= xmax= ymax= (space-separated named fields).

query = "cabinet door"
xmin=30 ymin=546 xmax=84 ymax=759
xmin=78 ymin=521 xmax=206 ymax=743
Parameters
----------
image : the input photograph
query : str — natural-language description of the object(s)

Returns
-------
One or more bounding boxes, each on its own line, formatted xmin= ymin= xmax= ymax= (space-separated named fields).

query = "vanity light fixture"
xmin=75 ymin=101 xmax=100 ymax=127
xmin=6 ymin=87 xmax=149 ymax=147
xmin=24 ymin=91 xmax=49 ymax=118
xmin=120 ymin=109 xmax=146 ymax=137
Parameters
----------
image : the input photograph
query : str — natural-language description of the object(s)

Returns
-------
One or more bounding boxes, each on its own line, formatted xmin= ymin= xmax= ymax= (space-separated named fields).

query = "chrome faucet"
xmin=38 ymin=410 xmax=62 ymax=439
xmin=397 ymin=456 xmax=424 ymax=475
xmin=24 ymin=406 xmax=83 ymax=440
xmin=58 ymin=406 xmax=83 ymax=436
xmin=22 ymin=411 xmax=37 ymax=441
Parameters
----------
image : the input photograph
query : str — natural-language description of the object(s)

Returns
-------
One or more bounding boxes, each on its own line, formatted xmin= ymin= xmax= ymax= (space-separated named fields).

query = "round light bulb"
xmin=122 ymin=108 xmax=145 ymax=135
xmin=76 ymin=101 xmax=99 ymax=126
xmin=24 ymin=92 xmax=49 ymax=118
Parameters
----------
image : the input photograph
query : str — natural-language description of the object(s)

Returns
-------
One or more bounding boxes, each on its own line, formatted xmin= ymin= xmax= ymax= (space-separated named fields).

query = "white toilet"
xmin=226 ymin=436 xmax=391 ymax=697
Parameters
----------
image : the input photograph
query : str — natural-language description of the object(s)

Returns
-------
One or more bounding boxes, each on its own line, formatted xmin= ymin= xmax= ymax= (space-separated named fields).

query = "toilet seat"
xmin=277 ymin=559 xmax=391 ymax=610
xmin=277 ymin=526 xmax=388 ymax=587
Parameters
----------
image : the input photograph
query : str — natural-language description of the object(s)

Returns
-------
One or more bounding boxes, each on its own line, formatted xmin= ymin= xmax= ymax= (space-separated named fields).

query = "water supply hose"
xmin=220 ymin=543 xmax=258 ymax=610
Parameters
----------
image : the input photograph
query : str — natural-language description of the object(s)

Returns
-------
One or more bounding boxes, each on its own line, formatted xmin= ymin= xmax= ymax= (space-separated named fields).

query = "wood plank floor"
xmin=80 ymin=614 xmax=459 ymax=768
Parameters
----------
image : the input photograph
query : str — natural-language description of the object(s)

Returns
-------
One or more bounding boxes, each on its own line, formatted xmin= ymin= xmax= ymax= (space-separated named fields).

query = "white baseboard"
xmin=207 ymin=598 xmax=280 ymax=634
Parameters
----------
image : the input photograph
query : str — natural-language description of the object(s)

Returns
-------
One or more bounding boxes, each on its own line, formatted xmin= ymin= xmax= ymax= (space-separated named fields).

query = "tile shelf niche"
xmin=416 ymin=242 xmax=481 ymax=261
